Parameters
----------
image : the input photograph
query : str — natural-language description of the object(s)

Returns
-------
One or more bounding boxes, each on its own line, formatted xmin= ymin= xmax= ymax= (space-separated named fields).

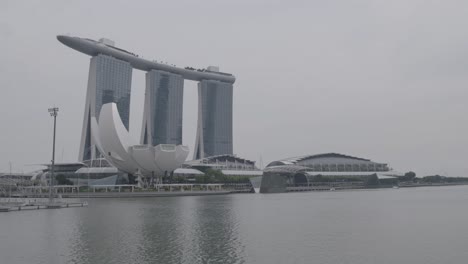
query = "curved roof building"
xmin=185 ymin=154 xmax=257 ymax=170
xmin=267 ymin=153 xmax=390 ymax=172
xmin=260 ymin=153 xmax=403 ymax=193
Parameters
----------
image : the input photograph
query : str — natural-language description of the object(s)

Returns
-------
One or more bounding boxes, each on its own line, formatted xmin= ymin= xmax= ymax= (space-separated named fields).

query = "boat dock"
xmin=0 ymin=198 xmax=87 ymax=213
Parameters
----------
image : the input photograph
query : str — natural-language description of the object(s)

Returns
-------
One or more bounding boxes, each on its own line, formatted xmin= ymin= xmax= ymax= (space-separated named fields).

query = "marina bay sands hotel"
xmin=57 ymin=35 xmax=235 ymax=162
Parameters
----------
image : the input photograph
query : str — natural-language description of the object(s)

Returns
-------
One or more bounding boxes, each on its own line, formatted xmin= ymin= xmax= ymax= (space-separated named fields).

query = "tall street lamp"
xmin=48 ymin=107 xmax=59 ymax=202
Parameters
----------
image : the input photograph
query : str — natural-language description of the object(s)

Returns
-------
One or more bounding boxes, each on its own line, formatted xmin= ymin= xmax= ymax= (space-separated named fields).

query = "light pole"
xmin=48 ymin=107 xmax=59 ymax=202
xmin=8 ymin=161 xmax=12 ymax=198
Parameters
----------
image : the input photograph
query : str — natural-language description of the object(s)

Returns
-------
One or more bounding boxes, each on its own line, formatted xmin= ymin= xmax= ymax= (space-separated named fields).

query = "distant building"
xmin=141 ymin=70 xmax=184 ymax=146
xmin=92 ymin=103 xmax=189 ymax=177
xmin=268 ymin=153 xmax=391 ymax=172
xmin=29 ymin=155 xmax=261 ymax=187
xmin=194 ymin=80 xmax=234 ymax=159
xmin=32 ymin=162 xmax=129 ymax=186
xmin=184 ymin=155 xmax=262 ymax=178
xmin=0 ymin=172 xmax=35 ymax=191
xmin=79 ymin=53 xmax=132 ymax=161
xmin=261 ymin=153 xmax=403 ymax=193
xmin=57 ymin=35 xmax=236 ymax=165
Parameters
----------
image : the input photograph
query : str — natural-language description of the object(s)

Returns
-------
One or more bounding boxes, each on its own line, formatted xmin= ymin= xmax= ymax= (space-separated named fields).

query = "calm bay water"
xmin=2 ymin=186 xmax=468 ymax=264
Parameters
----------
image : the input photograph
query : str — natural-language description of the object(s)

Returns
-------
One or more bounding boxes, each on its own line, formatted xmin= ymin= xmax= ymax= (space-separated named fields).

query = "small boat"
xmin=392 ymin=186 xmax=399 ymax=189
xmin=0 ymin=206 xmax=11 ymax=212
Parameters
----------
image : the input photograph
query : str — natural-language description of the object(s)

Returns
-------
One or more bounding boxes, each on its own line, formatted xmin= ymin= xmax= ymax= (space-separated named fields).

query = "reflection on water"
xmin=191 ymin=196 xmax=244 ymax=264
xmin=3 ymin=186 xmax=468 ymax=264
xmin=68 ymin=196 xmax=245 ymax=264
xmin=139 ymin=198 xmax=186 ymax=264
xmin=69 ymin=200 xmax=145 ymax=264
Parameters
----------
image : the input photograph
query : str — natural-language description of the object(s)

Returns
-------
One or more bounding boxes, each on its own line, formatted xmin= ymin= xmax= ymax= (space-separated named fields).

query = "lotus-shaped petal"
xmin=92 ymin=103 xmax=189 ymax=176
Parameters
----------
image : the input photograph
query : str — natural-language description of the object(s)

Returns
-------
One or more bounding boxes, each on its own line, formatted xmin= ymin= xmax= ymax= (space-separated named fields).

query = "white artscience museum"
xmin=91 ymin=103 xmax=189 ymax=179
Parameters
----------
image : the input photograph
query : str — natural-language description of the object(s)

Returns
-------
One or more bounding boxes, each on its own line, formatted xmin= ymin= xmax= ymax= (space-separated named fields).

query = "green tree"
xmin=422 ymin=175 xmax=443 ymax=183
xmin=55 ymin=174 xmax=73 ymax=185
xmin=173 ymin=176 xmax=187 ymax=183
xmin=403 ymin=171 xmax=416 ymax=181
xmin=205 ymin=169 xmax=225 ymax=183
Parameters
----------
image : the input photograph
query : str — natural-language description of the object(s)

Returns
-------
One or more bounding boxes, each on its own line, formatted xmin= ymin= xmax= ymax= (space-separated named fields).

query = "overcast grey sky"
xmin=1 ymin=0 xmax=467 ymax=176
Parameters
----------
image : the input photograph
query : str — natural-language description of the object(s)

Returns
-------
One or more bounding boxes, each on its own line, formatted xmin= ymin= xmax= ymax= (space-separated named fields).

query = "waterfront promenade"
xmin=2 ymin=183 xmax=253 ymax=199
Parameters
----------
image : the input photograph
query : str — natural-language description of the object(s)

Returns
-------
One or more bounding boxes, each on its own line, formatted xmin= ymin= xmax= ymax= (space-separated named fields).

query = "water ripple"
xmin=5 ymin=188 xmax=468 ymax=264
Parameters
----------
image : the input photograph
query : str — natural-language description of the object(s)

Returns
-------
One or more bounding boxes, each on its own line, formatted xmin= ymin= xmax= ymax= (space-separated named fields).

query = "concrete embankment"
xmin=13 ymin=190 xmax=236 ymax=199
xmin=61 ymin=190 xmax=233 ymax=198
xmin=398 ymin=183 xmax=468 ymax=188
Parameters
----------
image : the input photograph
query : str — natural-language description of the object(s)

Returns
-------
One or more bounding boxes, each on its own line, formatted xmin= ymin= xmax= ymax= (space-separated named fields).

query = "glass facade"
xmin=142 ymin=70 xmax=184 ymax=146
xmin=94 ymin=55 xmax=132 ymax=128
xmin=80 ymin=54 xmax=132 ymax=161
xmin=195 ymin=80 xmax=233 ymax=159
